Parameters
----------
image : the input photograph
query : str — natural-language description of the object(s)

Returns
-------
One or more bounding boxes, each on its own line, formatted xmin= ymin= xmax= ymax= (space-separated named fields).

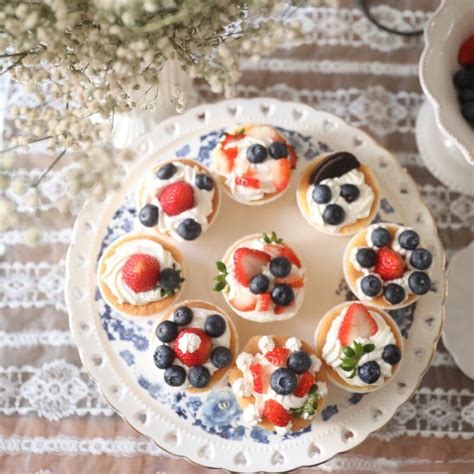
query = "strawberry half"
xmin=294 ymin=371 xmax=315 ymax=397
xmin=270 ymin=158 xmax=291 ymax=192
xmin=250 ymin=363 xmax=263 ymax=394
xmin=263 ymin=399 xmax=291 ymax=427
xmin=458 ymin=35 xmax=474 ymax=66
xmin=173 ymin=328 xmax=212 ymax=367
xmin=273 ymin=276 xmax=304 ymax=288
xmin=263 ymin=244 xmax=302 ymax=267
xmin=375 ymin=248 xmax=405 ymax=281
xmin=235 ymin=176 xmax=260 ymax=189
xmin=122 ymin=253 xmax=160 ymax=293
xmin=233 ymin=247 xmax=271 ymax=287
xmin=265 ymin=347 xmax=290 ymax=367
xmin=256 ymin=293 xmax=271 ymax=311
xmin=338 ymin=303 xmax=378 ymax=347
xmin=229 ymin=285 xmax=257 ymax=311
xmin=158 ymin=181 xmax=194 ymax=216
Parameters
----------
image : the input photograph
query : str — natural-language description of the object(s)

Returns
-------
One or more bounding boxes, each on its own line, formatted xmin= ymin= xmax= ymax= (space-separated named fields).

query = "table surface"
xmin=1 ymin=1 xmax=473 ymax=472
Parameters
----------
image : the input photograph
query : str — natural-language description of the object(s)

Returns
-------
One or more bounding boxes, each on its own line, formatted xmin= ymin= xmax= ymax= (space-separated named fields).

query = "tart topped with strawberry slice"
xmin=343 ymin=223 xmax=434 ymax=309
xmin=212 ymin=124 xmax=298 ymax=205
xmin=97 ymin=233 xmax=184 ymax=316
xmin=137 ymin=159 xmax=220 ymax=241
xmin=214 ymin=232 xmax=305 ymax=322
xmin=228 ymin=335 xmax=327 ymax=434
xmin=315 ymin=302 xmax=403 ymax=392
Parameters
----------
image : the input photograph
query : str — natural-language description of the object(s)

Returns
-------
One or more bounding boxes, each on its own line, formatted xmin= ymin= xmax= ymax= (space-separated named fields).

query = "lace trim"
xmin=0 ymin=228 xmax=72 ymax=247
xmin=0 ymin=330 xmax=73 ymax=348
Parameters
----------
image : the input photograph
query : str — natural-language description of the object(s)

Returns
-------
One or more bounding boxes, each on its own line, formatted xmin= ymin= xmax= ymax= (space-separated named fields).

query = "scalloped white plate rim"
xmin=66 ymin=97 xmax=446 ymax=472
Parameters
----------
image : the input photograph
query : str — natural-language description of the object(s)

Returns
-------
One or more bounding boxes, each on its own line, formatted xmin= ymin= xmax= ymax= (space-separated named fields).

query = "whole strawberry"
xmin=375 ymin=248 xmax=405 ymax=281
xmin=174 ymin=328 xmax=211 ymax=367
xmin=122 ymin=253 xmax=160 ymax=292
xmin=159 ymin=181 xmax=194 ymax=216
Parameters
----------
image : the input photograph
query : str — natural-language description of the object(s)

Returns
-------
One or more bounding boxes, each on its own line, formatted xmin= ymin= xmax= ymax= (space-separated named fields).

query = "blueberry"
xmin=410 ymin=248 xmax=432 ymax=270
xmin=360 ymin=275 xmax=382 ymax=297
xmin=357 ymin=361 xmax=381 ymax=384
xmin=159 ymin=268 xmax=182 ymax=292
xmin=271 ymin=284 xmax=294 ymax=307
xmin=156 ymin=320 xmax=178 ymax=342
xmin=461 ymin=102 xmax=474 ymax=123
xmin=398 ymin=229 xmax=420 ymax=250
xmin=287 ymin=351 xmax=312 ymax=374
xmin=312 ymin=184 xmax=332 ymax=204
xmin=408 ymin=271 xmax=431 ymax=295
xmin=322 ymin=204 xmax=345 ymax=225
xmin=156 ymin=163 xmax=177 ymax=180
xmin=270 ymin=367 xmax=297 ymax=395
xmin=139 ymin=204 xmax=159 ymax=227
xmin=453 ymin=67 xmax=474 ymax=89
xmin=269 ymin=256 xmax=291 ymax=277
xmin=153 ymin=345 xmax=175 ymax=369
xmin=356 ymin=248 xmax=376 ymax=268
xmin=195 ymin=173 xmax=214 ymax=191
xmin=340 ymin=184 xmax=360 ymax=203
xmin=246 ymin=144 xmax=268 ymax=163
xmin=371 ymin=227 xmax=390 ymax=247
xmin=269 ymin=141 xmax=289 ymax=159
xmin=173 ymin=306 xmax=193 ymax=325
xmin=384 ymin=283 xmax=406 ymax=305
xmin=188 ymin=365 xmax=211 ymax=388
xmin=249 ymin=274 xmax=270 ymax=294
xmin=177 ymin=218 xmax=202 ymax=240
xmin=459 ymin=88 xmax=474 ymax=103
xmin=382 ymin=344 xmax=401 ymax=365
xmin=164 ymin=365 xmax=186 ymax=386
xmin=210 ymin=346 xmax=232 ymax=368
xmin=205 ymin=314 xmax=227 ymax=337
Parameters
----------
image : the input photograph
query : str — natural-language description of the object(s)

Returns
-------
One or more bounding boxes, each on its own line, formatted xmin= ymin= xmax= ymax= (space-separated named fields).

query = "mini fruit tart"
xmin=214 ymin=232 xmax=305 ymax=322
xmin=137 ymin=158 xmax=220 ymax=241
xmin=343 ymin=223 xmax=434 ymax=309
xmin=97 ymin=233 xmax=184 ymax=316
xmin=228 ymin=335 xmax=328 ymax=434
xmin=296 ymin=152 xmax=380 ymax=236
xmin=315 ymin=302 xmax=403 ymax=393
xmin=212 ymin=124 xmax=298 ymax=205
xmin=150 ymin=300 xmax=238 ymax=392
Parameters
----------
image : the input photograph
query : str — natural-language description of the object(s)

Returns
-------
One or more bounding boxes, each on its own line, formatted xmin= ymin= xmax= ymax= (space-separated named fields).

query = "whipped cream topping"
xmin=306 ymin=168 xmax=374 ymax=233
xmin=102 ymin=238 xmax=179 ymax=305
xmin=138 ymin=161 xmax=214 ymax=240
xmin=322 ymin=307 xmax=396 ymax=387
xmin=177 ymin=332 xmax=200 ymax=354
xmin=285 ymin=337 xmax=302 ymax=352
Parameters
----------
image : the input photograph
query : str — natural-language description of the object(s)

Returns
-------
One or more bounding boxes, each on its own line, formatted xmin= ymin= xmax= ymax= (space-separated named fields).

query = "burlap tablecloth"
xmin=1 ymin=1 xmax=473 ymax=472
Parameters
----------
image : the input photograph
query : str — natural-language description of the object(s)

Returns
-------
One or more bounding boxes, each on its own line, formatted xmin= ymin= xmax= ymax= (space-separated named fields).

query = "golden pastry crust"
xmin=296 ymin=153 xmax=380 ymax=236
xmin=97 ymin=233 xmax=184 ymax=317
xmin=228 ymin=335 xmax=327 ymax=433
xmin=314 ymin=302 xmax=403 ymax=393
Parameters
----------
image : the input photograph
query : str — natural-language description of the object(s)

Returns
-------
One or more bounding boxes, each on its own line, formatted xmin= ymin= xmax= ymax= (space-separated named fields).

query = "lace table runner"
xmin=1 ymin=1 xmax=473 ymax=472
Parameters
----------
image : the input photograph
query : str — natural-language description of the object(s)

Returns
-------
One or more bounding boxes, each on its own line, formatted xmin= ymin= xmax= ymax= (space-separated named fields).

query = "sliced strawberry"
xmin=263 ymin=244 xmax=302 ymax=268
xmin=223 ymin=146 xmax=238 ymax=164
xmin=274 ymin=305 xmax=287 ymax=315
xmin=122 ymin=253 xmax=160 ymax=293
xmin=256 ymin=293 xmax=271 ymax=311
xmin=294 ymin=371 xmax=315 ymax=397
xmin=287 ymin=144 xmax=298 ymax=169
xmin=173 ymin=328 xmax=212 ymax=367
xmin=222 ymin=132 xmax=245 ymax=147
xmin=265 ymin=347 xmax=290 ymax=367
xmin=250 ymin=363 xmax=263 ymax=394
xmin=270 ymin=158 xmax=291 ymax=192
xmin=235 ymin=176 xmax=260 ymax=189
xmin=338 ymin=303 xmax=378 ymax=347
xmin=158 ymin=181 xmax=194 ymax=216
xmin=263 ymin=399 xmax=291 ymax=427
xmin=215 ymin=152 xmax=233 ymax=174
xmin=458 ymin=35 xmax=474 ymax=66
xmin=233 ymin=247 xmax=271 ymax=287
xmin=375 ymin=248 xmax=405 ymax=281
xmin=229 ymin=285 xmax=257 ymax=311
xmin=273 ymin=276 xmax=304 ymax=288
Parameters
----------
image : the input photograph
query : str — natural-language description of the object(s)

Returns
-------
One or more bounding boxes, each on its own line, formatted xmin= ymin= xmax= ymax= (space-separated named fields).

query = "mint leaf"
xmin=290 ymin=384 xmax=320 ymax=418
xmin=216 ymin=261 xmax=227 ymax=273
xmin=363 ymin=343 xmax=375 ymax=353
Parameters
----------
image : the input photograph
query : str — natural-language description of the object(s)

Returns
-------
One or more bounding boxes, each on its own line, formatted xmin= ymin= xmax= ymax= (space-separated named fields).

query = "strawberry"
xmin=122 ymin=253 xmax=160 ymax=293
xmin=274 ymin=305 xmax=287 ymax=315
xmin=256 ymin=293 xmax=271 ymax=311
xmin=263 ymin=244 xmax=302 ymax=267
xmin=458 ymin=35 xmax=474 ymax=66
xmin=250 ymin=363 xmax=263 ymax=394
xmin=222 ymin=132 xmax=245 ymax=147
xmin=338 ymin=303 xmax=378 ymax=347
xmin=235 ymin=176 xmax=260 ymax=189
xmin=273 ymin=276 xmax=304 ymax=288
xmin=375 ymin=248 xmax=405 ymax=281
xmin=173 ymin=328 xmax=211 ymax=367
xmin=265 ymin=347 xmax=290 ymax=367
xmin=233 ymin=247 xmax=271 ymax=287
xmin=287 ymin=144 xmax=298 ymax=169
xmin=158 ymin=181 xmax=194 ymax=216
xmin=229 ymin=285 xmax=257 ymax=311
xmin=263 ymin=399 xmax=291 ymax=427
xmin=294 ymin=371 xmax=315 ymax=397
xmin=270 ymin=157 xmax=291 ymax=192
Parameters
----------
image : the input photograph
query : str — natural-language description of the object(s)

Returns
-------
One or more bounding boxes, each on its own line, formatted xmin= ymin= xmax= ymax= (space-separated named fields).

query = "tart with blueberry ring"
xmin=315 ymin=302 xmax=403 ymax=393
xmin=296 ymin=152 xmax=380 ymax=236
xmin=214 ymin=232 xmax=305 ymax=322
xmin=343 ymin=223 xmax=434 ymax=309
xmin=137 ymin=158 xmax=220 ymax=241
xmin=228 ymin=335 xmax=328 ymax=434
xmin=212 ymin=124 xmax=298 ymax=205
xmin=150 ymin=300 xmax=238 ymax=392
